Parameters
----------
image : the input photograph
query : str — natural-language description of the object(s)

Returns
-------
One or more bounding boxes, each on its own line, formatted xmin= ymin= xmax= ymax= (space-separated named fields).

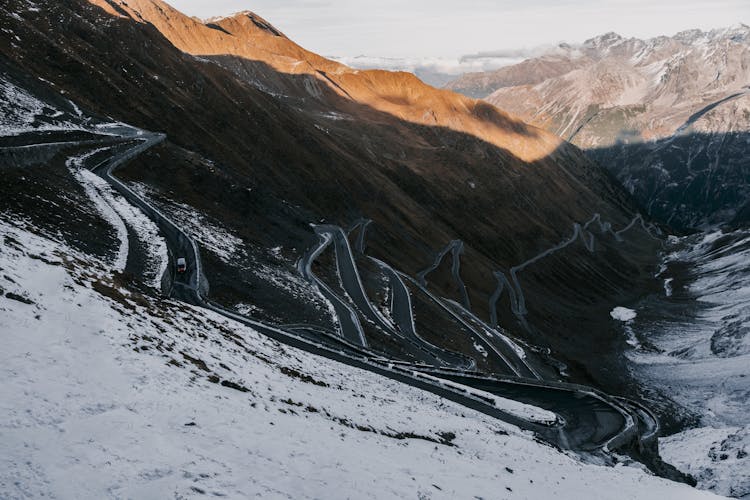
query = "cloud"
xmin=328 ymin=54 xmax=527 ymax=87
xmin=459 ymin=47 xmax=550 ymax=62
xmin=330 ymin=55 xmax=523 ymax=75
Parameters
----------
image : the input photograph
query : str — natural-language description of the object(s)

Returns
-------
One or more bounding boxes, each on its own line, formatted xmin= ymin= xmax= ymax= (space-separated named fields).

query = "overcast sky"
xmin=170 ymin=0 xmax=749 ymax=58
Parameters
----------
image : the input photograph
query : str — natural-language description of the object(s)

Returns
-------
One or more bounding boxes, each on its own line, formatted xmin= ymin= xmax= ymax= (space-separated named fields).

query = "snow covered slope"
xmin=0 ymin=72 xmax=115 ymax=139
xmin=662 ymin=427 xmax=749 ymax=499
xmin=0 ymin=75 xmax=82 ymax=136
xmin=620 ymin=229 xmax=750 ymax=498
xmin=0 ymin=218 xmax=721 ymax=499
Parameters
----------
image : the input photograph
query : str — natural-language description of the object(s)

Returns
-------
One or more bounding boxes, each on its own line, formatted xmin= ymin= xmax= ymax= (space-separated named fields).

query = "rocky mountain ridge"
xmin=446 ymin=25 xmax=750 ymax=229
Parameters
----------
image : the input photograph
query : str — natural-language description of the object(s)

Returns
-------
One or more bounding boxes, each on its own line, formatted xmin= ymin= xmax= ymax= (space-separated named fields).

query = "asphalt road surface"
xmin=42 ymin=130 xmax=657 ymax=457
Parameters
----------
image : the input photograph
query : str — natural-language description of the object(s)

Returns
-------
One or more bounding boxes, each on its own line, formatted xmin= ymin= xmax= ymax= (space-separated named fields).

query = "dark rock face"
xmin=711 ymin=315 xmax=750 ymax=357
xmin=589 ymin=131 xmax=750 ymax=231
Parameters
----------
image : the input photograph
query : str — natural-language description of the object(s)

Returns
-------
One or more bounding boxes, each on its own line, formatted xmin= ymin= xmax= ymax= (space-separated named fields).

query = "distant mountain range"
xmin=446 ymin=26 xmax=750 ymax=229
xmin=329 ymin=53 xmax=531 ymax=88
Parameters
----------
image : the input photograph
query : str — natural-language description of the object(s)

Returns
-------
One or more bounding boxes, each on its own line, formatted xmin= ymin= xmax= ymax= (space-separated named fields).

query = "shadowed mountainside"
xmin=88 ymin=0 xmax=561 ymax=163
xmin=589 ymin=131 xmax=750 ymax=230
xmin=1 ymin=0 xmax=662 ymax=391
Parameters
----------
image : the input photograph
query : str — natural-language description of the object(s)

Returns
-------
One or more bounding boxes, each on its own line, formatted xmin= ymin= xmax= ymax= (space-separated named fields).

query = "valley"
xmin=445 ymin=24 xmax=750 ymax=498
xmin=1 ymin=0 xmax=748 ymax=498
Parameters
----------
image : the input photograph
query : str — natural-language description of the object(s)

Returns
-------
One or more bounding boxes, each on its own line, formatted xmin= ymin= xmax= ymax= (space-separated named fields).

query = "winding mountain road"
xmin=300 ymin=225 xmax=474 ymax=368
xmin=297 ymin=229 xmax=369 ymax=347
xmin=369 ymin=255 xmax=476 ymax=370
xmin=417 ymin=239 xmax=471 ymax=309
xmin=29 ymin=127 xmax=661 ymax=460
xmin=414 ymin=369 xmax=630 ymax=451
xmin=487 ymin=212 xmax=663 ymax=323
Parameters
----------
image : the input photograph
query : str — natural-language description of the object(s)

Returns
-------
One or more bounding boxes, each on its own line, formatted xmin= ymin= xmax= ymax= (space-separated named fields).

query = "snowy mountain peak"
xmin=724 ymin=22 xmax=750 ymax=33
xmin=671 ymin=24 xmax=750 ymax=44
xmin=584 ymin=31 xmax=625 ymax=48
xmin=203 ymin=10 xmax=255 ymax=23
xmin=673 ymin=28 xmax=707 ymax=43
xmin=472 ymin=22 xmax=750 ymax=229
xmin=203 ymin=9 xmax=285 ymax=37
xmin=714 ymin=23 xmax=750 ymax=41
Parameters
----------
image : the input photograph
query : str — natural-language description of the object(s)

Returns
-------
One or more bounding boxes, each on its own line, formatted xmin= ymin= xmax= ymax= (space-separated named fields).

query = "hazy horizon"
xmin=169 ymin=0 xmax=749 ymax=60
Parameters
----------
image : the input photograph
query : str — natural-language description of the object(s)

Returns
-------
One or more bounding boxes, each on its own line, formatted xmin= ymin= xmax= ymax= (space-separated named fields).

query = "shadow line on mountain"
xmin=1 ymin=0 xmax=669 ymax=393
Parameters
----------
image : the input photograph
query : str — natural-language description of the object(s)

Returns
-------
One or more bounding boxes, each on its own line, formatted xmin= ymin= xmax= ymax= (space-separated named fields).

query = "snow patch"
xmin=664 ymin=277 xmax=674 ymax=297
xmin=0 ymin=76 xmax=89 ymax=136
xmin=611 ymin=307 xmax=641 ymax=348
xmin=129 ymin=182 xmax=243 ymax=264
xmin=611 ymin=306 xmax=637 ymax=322
xmin=67 ymin=150 xmax=129 ymax=271
xmin=661 ymin=426 xmax=750 ymax=498
xmin=473 ymin=341 xmax=488 ymax=358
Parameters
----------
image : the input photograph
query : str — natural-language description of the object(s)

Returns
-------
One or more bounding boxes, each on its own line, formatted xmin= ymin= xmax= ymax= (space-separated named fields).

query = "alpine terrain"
xmin=447 ymin=26 xmax=750 ymax=229
xmin=447 ymin=25 xmax=750 ymax=498
xmin=0 ymin=0 xmax=743 ymax=498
